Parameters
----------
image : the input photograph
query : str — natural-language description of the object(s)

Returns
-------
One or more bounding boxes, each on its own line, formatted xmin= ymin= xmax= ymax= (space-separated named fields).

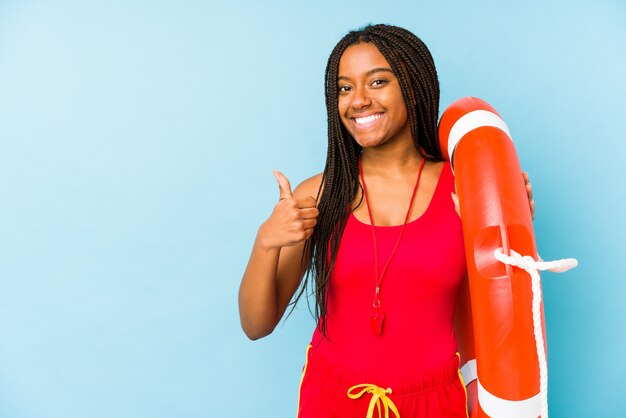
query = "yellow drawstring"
xmin=347 ymin=384 xmax=400 ymax=418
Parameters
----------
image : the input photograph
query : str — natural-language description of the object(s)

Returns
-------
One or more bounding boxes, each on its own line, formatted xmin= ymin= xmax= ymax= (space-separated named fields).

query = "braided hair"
xmin=294 ymin=24 xmax=443 ymax=336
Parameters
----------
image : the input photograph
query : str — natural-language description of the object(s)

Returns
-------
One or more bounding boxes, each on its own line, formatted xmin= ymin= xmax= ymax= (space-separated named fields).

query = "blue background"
xmin=1 ymin=1 xmax=624 ymax=417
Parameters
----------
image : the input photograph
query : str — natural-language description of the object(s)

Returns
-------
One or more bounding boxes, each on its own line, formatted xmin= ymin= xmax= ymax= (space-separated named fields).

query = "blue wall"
xmin=0 ymin=1 xmax=624 ymax=417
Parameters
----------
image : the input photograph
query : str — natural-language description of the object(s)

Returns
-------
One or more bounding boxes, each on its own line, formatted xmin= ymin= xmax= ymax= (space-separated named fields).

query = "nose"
xmin=351 ymin=85 xmax=372 ymax=109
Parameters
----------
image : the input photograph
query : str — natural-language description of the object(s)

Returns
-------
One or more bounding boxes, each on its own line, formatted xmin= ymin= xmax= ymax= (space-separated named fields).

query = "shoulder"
xmin=432 ymin=160 xmax=454 ymax=192
xmin=421 ymin=160 xmax=452 ymax=193
xmin=430 ymin=160 xmax=451 ymax=180
xmin=440 ymin=160 xmax=453 ymax=182
xmin=424 ymin=160 xmax=447 ymax=182
xmin=293 ymin=172 xmax=324 ymax=204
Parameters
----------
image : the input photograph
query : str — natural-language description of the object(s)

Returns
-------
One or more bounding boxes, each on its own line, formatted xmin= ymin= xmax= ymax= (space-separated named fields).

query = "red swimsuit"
xmin=298 ymin=162 xmax=469 ymax=418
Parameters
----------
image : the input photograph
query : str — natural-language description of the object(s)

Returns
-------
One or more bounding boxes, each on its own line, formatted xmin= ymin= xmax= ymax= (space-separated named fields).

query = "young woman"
xmin=238 ymin=24 xmax=534 ymax=418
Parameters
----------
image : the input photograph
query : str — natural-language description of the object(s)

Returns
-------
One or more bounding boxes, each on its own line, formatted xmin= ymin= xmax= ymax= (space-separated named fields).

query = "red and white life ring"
xmin=438 ymin=97 xmax=577 ymax=418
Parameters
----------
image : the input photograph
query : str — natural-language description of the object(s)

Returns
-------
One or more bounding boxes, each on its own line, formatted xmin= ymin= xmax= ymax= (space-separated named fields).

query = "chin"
xmin=353 ymin=136 xmax=387 ymax=148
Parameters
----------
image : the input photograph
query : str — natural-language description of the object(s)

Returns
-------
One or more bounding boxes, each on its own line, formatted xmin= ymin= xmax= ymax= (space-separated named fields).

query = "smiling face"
xmin=337 ymin=42 xmax=411 ymax=149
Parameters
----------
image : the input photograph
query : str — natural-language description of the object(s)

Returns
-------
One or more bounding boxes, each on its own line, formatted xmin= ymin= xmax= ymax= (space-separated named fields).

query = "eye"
xmin=371 ymin=79 xmax=388 ymax=87
xmin=338 ymin=85 xmax=352 ymax=93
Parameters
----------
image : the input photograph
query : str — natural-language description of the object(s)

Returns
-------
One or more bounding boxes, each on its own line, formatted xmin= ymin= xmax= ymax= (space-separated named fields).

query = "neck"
xmin=360 ymin=139 xmax=424 ymax=176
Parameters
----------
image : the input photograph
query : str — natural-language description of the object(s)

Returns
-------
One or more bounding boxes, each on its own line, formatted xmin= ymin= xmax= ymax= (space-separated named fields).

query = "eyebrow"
xmin=337 ymin=67 xmax=395 ymax=82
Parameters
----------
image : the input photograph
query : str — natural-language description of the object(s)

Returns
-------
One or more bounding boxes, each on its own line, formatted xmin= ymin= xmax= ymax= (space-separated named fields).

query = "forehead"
xmin=338 ymin=42 xmax=393 ymax=76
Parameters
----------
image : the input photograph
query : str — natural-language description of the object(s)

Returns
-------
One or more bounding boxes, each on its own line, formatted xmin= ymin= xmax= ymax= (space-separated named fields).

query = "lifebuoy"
xmin=439 ymin=97 xmax=556 ymax=418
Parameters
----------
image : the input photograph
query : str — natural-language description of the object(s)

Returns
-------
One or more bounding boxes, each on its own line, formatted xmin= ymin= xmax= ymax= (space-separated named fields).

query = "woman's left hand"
xmin=523 ymin=171 xmax=535 ymax=220
xmin=451 ymin=171 xmax=535 ymax=220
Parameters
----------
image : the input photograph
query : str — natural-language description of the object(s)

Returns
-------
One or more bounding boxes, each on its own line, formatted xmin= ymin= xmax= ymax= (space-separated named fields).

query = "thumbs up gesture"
xmin=258 ymin=171 xmax=319 ymax=249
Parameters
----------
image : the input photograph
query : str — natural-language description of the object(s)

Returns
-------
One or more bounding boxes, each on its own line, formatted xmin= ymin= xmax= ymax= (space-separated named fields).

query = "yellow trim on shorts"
xmin=456 ymin=352 xmax=470 ymax=418
xmin=296 ymin=344 xmax=313 ymax=417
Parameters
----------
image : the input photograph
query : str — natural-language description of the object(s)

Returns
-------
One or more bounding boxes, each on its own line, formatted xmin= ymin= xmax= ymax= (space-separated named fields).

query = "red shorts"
xmin=297 ymin=345 xmax=469 ymax=418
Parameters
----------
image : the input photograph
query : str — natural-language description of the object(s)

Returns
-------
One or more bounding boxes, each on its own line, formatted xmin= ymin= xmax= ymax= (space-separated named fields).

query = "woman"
xmin=238 ymin=24 xmax=534 ymax=418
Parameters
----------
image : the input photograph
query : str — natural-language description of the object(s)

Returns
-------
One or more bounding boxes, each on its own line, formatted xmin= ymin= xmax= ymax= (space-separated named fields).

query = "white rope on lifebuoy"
xmin=493 ymin=248 xmax=578 ymax=418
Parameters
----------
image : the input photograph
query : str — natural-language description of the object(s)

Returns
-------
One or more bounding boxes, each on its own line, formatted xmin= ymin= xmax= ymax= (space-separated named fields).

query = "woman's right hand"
xmin=257 ymin=171 xmax=319 ymax=249
xmin=239 ymin=171 xmax=322 ymax=339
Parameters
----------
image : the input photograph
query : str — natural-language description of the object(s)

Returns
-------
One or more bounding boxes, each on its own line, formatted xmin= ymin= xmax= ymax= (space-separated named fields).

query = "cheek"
xmin=337 ymin=102 xmax=350 ymax=124
xmin=388 ymin=94 xmax=409 ymax=121
xmin=398 ymin=103 xmax=408 ymax=122
xmin=337 ymin=97 xmax=348 ymax=113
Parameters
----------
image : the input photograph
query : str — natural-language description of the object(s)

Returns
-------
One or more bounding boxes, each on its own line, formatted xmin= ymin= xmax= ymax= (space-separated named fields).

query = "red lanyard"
xmin=358 ymin=156 xmax=426 ymax=335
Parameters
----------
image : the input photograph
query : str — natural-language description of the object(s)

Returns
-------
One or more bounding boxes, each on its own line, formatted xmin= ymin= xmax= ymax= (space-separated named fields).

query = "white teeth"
xmin=354 ymin=113 xmax=382 ymax=125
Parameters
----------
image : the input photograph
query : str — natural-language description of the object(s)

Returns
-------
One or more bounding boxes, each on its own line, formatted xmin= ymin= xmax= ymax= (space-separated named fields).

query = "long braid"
xmin=291 ymin=24 xmax=442 ymax=336
xmin=369 ymin=26 xmax=440 ymax=159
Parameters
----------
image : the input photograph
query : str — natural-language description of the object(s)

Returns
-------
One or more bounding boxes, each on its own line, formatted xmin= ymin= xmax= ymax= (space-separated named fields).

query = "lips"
xmin=351 ymin=112 xmax=384 ymax=130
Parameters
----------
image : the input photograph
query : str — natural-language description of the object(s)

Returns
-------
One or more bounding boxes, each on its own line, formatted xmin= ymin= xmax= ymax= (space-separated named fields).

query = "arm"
xmin=238 ymin=172 xmax=322 ymax=340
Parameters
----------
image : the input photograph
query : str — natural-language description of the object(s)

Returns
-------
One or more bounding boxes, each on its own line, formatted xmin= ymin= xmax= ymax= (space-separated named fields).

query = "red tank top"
xmin=310 ymin=162 xmax=467 ymax=377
